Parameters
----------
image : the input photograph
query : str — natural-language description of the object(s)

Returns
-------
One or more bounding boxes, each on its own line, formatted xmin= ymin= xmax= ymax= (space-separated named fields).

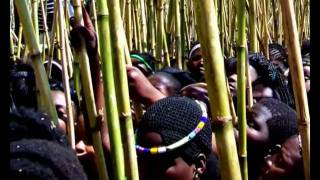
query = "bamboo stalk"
xmin=72 ymin=0 xmax=84 ymax=26
xmin=166 ymin=0 xmax=175 ymax=34
xmin=125 ymin=0 xmax=132 ymax=50
xmin=31 ymin=0 xmax=39 ymax=43
xmin=72 ymin=33 xmax=109 ymax=180
xmin=139 ymin=0 xmax=148 ymax=52
xmin=10 ymin=31 xmax=16 ymax=62
xmin=192 ymin=1 xmax=242 ymax=180
xmin=57 ymin=0 xmax=75 ymax=149
xmin=90 ymin=0 xmax=100 ymax=55
xmin=248 ymin=0 xmax=258 ymax=52
xmin=95 ymin=0 xmax=128 ymax=179
xmin=279 ymin=1 xmax=310 ymax=180
xmin=40 ymin=0 xmax=51 ymax=55
xmin=162 ymin=27 xmax=171 ymax=67
xmin=174 ymin=0 xmax=182 ymax=69
xmin=147 ymin=0 xmax=156 ymax=56
xmin=245 ymin=51 xmax=253 ymax=108
xmin=133 ymin=0 xmax=142 ymax=51
xmin=132 ymin=7 xmax=138 ymax=50
xmin=180 ymin=0 xmax=186 ymax=69
xmin=121 ymin=0 xmax=126 ymax=19
xmin=236 ymin=0 xmax=248 ymax=178
xmin=15 ymin=0 xmax=59 ymax=125
xmin=17 ymin=24 xmax=23 ymax=58
xmin=156 ymin=0 xmax=165 ymax=70
xmin=106 ymin=0 xmax=139 ymax=179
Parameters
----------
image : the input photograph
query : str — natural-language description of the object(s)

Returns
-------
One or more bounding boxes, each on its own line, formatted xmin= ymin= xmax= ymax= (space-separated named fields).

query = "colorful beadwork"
xmin=135 ymin=100 xmax=208 ymax=154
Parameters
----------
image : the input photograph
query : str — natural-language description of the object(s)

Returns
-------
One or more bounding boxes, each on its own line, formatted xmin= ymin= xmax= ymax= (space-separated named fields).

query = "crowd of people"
xmin=9 ymin=4 xmax=310 ymax=180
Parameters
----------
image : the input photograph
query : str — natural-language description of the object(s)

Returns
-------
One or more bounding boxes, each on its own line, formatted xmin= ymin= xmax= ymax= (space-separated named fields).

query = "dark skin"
xmin=127 ymin=65 xmax=166 ymax=107
xmin=227 ymin=65 xmax=272 ymax=102
xmin=70 ymin=5 xmax=111 ymax=152
xmin=137 ymin=132 xmax=207 ymax=180
xmin=258 ymin=135 xmax=303 ymax=180
xmin=187 ymin=48 xmax=205 ymax=82
xmin=148 ymin=74 xmax=176 ymax=96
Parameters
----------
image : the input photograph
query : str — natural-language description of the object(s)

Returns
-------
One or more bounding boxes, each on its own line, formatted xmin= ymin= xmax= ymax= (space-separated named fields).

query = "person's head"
xmin=249 ymin=98 xmax=299 ymax=146
xmin=268 ymin=43 xmax=288 ymax=75
xmin=9 ymin=61 xmax=37 ymax=109
xmin=246 ymin=98 xmax=299 ymax=179
xmin=9 ymin=107 xmax=69 ymax=147
xmin=225 ymin=53 xmax=295 ymax=107
xmin=187 ymin=43 xmax=205 ymax=82
xmin=161 ymin=67 xmax=197 ymax=87
xmin=10 ymin=139 xmax=87 ymax=180
xmin=259 ymin=135 xmax=304 ymax=180
xmin=49 ymin=79 xmax=78 ymax=135
xmin=136 ymin=96 xmax=214 ymax=180
xmin=131 ymin=52 xmax=156 ymax=77
xmin=180 ymin=83 xmax=210 ymax=116
xmin=302 ymin=55 xmax=310 ymax=93
xmin=224 ymin=57 xmax=259 ymax=97
xmin=148 ymin=72 xmax=181 ymax=96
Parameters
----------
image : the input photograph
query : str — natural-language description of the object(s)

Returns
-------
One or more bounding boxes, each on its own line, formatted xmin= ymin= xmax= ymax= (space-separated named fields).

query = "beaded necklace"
xmin=135 ymin=100 xmax=208 ymax=154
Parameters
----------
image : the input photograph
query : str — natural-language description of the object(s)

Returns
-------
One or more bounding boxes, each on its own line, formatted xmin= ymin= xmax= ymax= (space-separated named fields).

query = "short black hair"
xmin=161 ymin=67 xmax=197 ymax=87
xmin=258 ymin=98 xmax=299 ymax=145
xmin=148 ymin=72 xmax=182 ymax=95
xmin=10 ymin=139 xmax=87 ymax=180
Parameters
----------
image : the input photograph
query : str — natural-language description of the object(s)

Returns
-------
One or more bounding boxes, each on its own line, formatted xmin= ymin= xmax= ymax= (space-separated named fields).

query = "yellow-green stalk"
xmin=248 ymin=0 xmax=258 ymax=52
xmin=72 ymin=34 xmax=109 ymax=180
xmin=156 ymin=0 xmax=165 ymax=70
xmin=72 ymin=0 xmax=84 ymax=26
xmin=193 ymin=1 xmax=242 ymax=180
xmin=125 ymin=0 xmax=132 ymax=50
xmin=90 ymin=0 xmax=100 ymax=55
xmin=139 ymin=0 xmax=148 ymax=52
xmin=106 ymin=0 xmax=139 ymax=179
xmin=96 ymin=0 xmax=129 ymax=179
xmin=15 ymin=0 xmax=59 ymax=125
xmin=57 ymin=0 xmax=75 ymax=149
xmin=147 ymin=0 xmax=156 ymax=56
xmin=40 ymin=0 xmax=51 ymax=56
xmin=175 ymin=0 xmax=182 ymax=69
xmin=10 ymin=32 xmax=16 ymax=62
xmin=31 ymin=0 xmax=39 ymax=43
xmin=236 ymin=0 xmax=248 ymax=178
xmin=279 ymin=1 xmax=310 ymax=180
xmin=17 ymin=24 xmax=23 ymax=58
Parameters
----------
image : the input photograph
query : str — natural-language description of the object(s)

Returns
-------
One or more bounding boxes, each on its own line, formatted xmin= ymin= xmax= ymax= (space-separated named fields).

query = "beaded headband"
xmin=135 ymin=100 xmax=208 ymax=154
xmin=188 ymin=44 xmax=201 ymax=60
xmin=130 ymin=54 xmax=154 ymax=73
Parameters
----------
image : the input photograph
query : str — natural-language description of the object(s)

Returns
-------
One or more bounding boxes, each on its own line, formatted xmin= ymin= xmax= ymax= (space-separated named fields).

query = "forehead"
xmin=138 ymin=132 xmax=163 ymax=147
xmin=51 ymin=90 xmax=66 ymax=107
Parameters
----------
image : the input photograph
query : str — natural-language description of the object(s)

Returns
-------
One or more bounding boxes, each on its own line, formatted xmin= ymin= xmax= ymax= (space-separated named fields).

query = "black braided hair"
xmin=9 ymin=107 xmax=69 ymax=147
xmin=248 ymin=53 xmax=295 ymax=108
xmin=10 ymin=139 xmax=87 ymax=180
xmin=137 ymin=96 xmax=212 ymax=164
xmin=258 ymin=98 xmax=299 ymax=145
xmin=268 ymin=43 xmax=288 ymax=65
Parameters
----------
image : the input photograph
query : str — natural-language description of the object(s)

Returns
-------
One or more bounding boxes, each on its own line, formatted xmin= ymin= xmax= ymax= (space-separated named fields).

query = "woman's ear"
xmin=194 ymin=153 xmax=207 ymax=175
